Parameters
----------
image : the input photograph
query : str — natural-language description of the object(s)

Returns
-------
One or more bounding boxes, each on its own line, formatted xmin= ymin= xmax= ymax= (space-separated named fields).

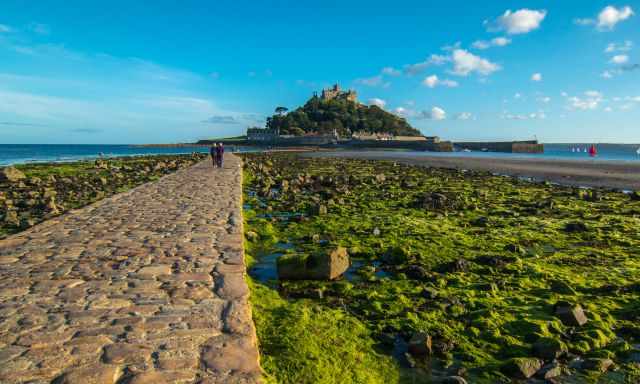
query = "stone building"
xmin=247 ymin=127 xmax=279 ymax=141
xmin=321 ymin=84 xmax=357 ymax=102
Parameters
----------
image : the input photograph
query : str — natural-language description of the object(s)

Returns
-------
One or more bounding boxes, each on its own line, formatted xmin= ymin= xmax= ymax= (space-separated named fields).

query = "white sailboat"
xmin=636 ymin=147 xmax=640 ymax=156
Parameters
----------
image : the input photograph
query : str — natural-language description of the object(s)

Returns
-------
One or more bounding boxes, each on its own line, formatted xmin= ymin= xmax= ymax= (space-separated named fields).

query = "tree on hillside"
xmin=266 ymin=96 xmax=421 ymax=137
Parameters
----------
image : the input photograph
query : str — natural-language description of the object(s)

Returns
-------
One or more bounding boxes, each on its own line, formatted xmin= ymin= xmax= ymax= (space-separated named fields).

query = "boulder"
xmin=0 ymin=166 xmax=26 ymax=183
xmin=630 ymin=191 xmax=640 ymax=201
xmin=501 ymin=357 xmax=544 ymax=379
xmin=277 ymin=247 xmax=349 ymax=280
xmin=554 ymin=301 xmax=588 ymax=326
xmin=532 ymin=337 xmax=568 ymax=361
xmin=550 ymin=280 xmax=577 ymax=295
xmin=408 ymin=332 xmax=432 ymax=356
xmin=581 ymin=358 xmax=614 ymax=372
xmin=565 ymin=221 xmax=588 ymax=233
xmin=535 ymin=362 xmax=564 ymax=380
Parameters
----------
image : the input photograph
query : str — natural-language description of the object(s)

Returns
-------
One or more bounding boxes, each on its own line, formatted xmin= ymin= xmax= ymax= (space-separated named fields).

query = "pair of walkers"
xmin=210 ymin=143 xmax=225 ymax=168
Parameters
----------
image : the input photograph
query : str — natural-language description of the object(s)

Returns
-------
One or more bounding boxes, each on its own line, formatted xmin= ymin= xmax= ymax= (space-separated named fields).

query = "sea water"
xmin=0 ymin=144 xmax=255 ymax=166
xmin=1 ymin=143 xmax=639 ymax=166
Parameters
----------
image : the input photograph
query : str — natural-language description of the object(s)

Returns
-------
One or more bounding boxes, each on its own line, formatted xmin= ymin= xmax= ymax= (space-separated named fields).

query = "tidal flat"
xmin=241 ymin=152 xmax=640 ymax=383
xmin=0 ymin=153 xmax=206 ymax=239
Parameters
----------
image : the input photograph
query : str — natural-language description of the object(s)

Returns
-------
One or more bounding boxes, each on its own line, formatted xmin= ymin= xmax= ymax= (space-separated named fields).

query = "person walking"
xmin=210 ymin=143 xmax=218 ymax=168
xmin=216 ymin=142 xmax=224 ymax=168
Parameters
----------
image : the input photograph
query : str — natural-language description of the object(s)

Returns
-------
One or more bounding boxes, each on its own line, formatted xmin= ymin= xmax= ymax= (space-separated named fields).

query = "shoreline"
xmin=306 ymin=150 xmax=640 ymax=191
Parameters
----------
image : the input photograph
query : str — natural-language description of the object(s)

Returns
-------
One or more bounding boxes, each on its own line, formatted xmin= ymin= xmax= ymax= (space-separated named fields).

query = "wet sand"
xmin=307 ymin=151 xmax=640 ymax=191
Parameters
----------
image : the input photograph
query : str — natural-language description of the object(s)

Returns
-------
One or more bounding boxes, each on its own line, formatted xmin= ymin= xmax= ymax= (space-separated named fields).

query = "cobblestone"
xmin=0 ymin=155 xmax=261 ymax=383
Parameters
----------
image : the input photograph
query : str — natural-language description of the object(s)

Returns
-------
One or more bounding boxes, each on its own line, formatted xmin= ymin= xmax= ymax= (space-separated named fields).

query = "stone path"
xmin=0 ymin=155 xmax=261 ymax=384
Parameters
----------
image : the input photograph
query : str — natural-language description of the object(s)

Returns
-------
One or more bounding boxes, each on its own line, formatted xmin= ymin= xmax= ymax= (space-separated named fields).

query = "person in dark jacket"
xmin=210 ymin=144 xmax=218 ymax=168
xmin=216 ymin=143 xmax=224 ymax=168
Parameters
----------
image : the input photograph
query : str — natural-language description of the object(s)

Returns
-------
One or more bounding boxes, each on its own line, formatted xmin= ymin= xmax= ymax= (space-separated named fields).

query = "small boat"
xmin=588 ymin=144 xmax=597 ymax=157
xmin=636 ymin=147 xmax=640 ymax=156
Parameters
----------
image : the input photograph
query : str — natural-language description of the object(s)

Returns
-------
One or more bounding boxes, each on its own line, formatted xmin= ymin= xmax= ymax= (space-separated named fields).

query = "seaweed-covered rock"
xmin=535 ymin=362 xmax=564 ymax=380
xmin=630 ymin=191 xmax=640 ymax=201
xmin=408 ymin=332 xmax=432 ymax=356
xmin=532 ymin=337 xmax=568 ymax=360
xmin=554 ymin=301 xmax=588 ymax=326
xmin=581 ymin=358 xmax=614 ymax=372
xmin=276 ymin=247 xmax=349 ymax=280
xmin=439 ymin=258 xmax=470 ymax=273
xmin=0 ymin=166 xmax=26 ymax=182
xmin=501 ymin=357 xmax=543 ymax=379
xmin=550 ymin=280 xmax=577 ymax=295
xmin=565 ymin=221 xmax=588 ymax=233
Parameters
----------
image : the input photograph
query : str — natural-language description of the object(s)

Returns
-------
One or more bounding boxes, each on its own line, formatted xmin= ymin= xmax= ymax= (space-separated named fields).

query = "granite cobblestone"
xmin=0 ymin=154 xmax=261 ymax=384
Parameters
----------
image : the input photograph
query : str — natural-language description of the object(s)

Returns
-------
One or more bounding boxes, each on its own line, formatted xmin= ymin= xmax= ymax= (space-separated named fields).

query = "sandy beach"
xmin=307 ymin=151 xmax=640 ymax=191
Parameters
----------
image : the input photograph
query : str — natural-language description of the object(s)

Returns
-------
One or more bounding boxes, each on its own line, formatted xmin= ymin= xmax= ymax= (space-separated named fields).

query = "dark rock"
xmin=407 ymin=332 xmax=432 ymax=356
xmin=630 ymin=191 xmax=640 ymax=201
xmin=504 ymin=244 xmax=525 ymax=254
xmin=441 ymin=376 xmax=467 ymax=384
xmin=535 ymin=362 xmax=564 ymax=380
xmin=276 ymin=247 xmax=349 ymax=280
xmin=554 ymin=301 xmax=588 ymax=326
xmin=532 ymin=337 xmax=568 ymax=361
xmin=581 ymin=358 xmax=614 ymax=372
xmin=0 ymin=166 xmax=26 ymax=183
xmin=440 ymin=258 xmax=469 ymax=273
xmin=501 ymin=357 xmax=544 ymax=379
xmin=405 ymin=265 xmax=430 ymax=280
xmin=471 ymin=216 xmax=488 ymax=227
xmin=422 ymin=286 xmax=439 ymax=299
xmin=474 ymin=255 xmax=516 ymax=268
xmin=550 ymin=280 xmax=577 ymax=295
xmin=565 ymin=221 xmax=588 ymax=233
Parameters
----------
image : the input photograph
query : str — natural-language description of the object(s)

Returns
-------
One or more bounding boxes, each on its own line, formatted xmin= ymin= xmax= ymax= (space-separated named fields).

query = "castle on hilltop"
xmin=319 ymin=84 xmax=357 ymax=102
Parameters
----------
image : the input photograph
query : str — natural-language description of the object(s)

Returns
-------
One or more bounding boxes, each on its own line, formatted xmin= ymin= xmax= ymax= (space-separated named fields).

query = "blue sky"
xmin=1 ymin=1 xmax=639 ymax=144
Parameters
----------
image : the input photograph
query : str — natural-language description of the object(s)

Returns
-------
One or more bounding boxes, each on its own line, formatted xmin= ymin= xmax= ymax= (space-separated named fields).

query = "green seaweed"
xmin=242 ymin=152 xmax=640 ymax=383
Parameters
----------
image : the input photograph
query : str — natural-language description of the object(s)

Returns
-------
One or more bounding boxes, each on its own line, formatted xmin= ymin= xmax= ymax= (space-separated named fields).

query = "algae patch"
xmin=242 ymin=152 xmax=640 ymax=383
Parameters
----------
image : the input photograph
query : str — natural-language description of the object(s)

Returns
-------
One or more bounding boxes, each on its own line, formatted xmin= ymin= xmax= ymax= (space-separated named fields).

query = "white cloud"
xmin=393 ymin=107 xmax=411 ymax=117
xmin=501 ymin=110 xmax=546 ymax=120
xmin=610 ymin=54 xmax=629 ymax=64
xmin=605 ymin=41 xmax=633 ymax=52
xmin=491 ymin=9 xmax=547 ymax=34
xmin=598 ymin=5 xmax=634 ymax=30
xmin=381 ymin=67 xmax=401 ymax=76
xmin=604 ymin=106 xmax=613 ymax=112
xmin=354 ymin=75 xmax=384 ymax=86
xmin=422 ymin=106 xmax=446 ymax=120
xmin=574 ymin=18 xmax=595 ymax=26
xmin=601 ymin=70 xmax=615 ymax=78
xmin=537 ymin=96 xmax=551 ymax=103
xmin=514 ymin=92 xmax=522 ymax=99
xmin=531 ymin=72 xmax=542 ymax=81
xmin=567 ymin=91 xmax=603 ymax=110
xmin=28 ymin=23 xmax=50 ymax=35
xmin=422 ymin=74 xmax=458 ymax=88
xmin=368 ymin=98 xmax=386 ymax=108
xmin=472 ymin=37 xmax=512 ymax=50
xmin=455 ymin=112 xmax=473 ymax=120
xmin=0 ymin=24 xmax=11 ymax=33
xmin=450 ymin=49 xmax=501 ymax=76
xmin=403 ymin=54 xmax=449 ymax=75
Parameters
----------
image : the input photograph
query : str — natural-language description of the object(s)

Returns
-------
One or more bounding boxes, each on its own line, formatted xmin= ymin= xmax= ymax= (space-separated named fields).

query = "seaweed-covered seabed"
xmin=241 ymin=152 xmax=640 ymax=384
xmin=0 ymin=154 xmax=206 ymax=238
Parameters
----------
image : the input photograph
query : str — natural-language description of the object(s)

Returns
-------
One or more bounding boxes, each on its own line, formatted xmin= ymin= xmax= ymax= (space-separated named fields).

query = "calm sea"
xmin=0 ymin=144 xmax=254 ymax=166
xmin=1 ymin=143 xmax=639 ymax=166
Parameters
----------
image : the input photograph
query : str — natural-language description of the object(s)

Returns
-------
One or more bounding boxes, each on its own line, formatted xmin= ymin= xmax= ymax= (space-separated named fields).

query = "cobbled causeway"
xmin=0 ymin=155 xmax=261 ymax=383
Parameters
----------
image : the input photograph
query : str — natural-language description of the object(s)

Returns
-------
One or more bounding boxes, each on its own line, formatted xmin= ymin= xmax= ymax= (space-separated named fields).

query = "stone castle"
xmin=320 ymin=84 xmax=357 ymax=102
